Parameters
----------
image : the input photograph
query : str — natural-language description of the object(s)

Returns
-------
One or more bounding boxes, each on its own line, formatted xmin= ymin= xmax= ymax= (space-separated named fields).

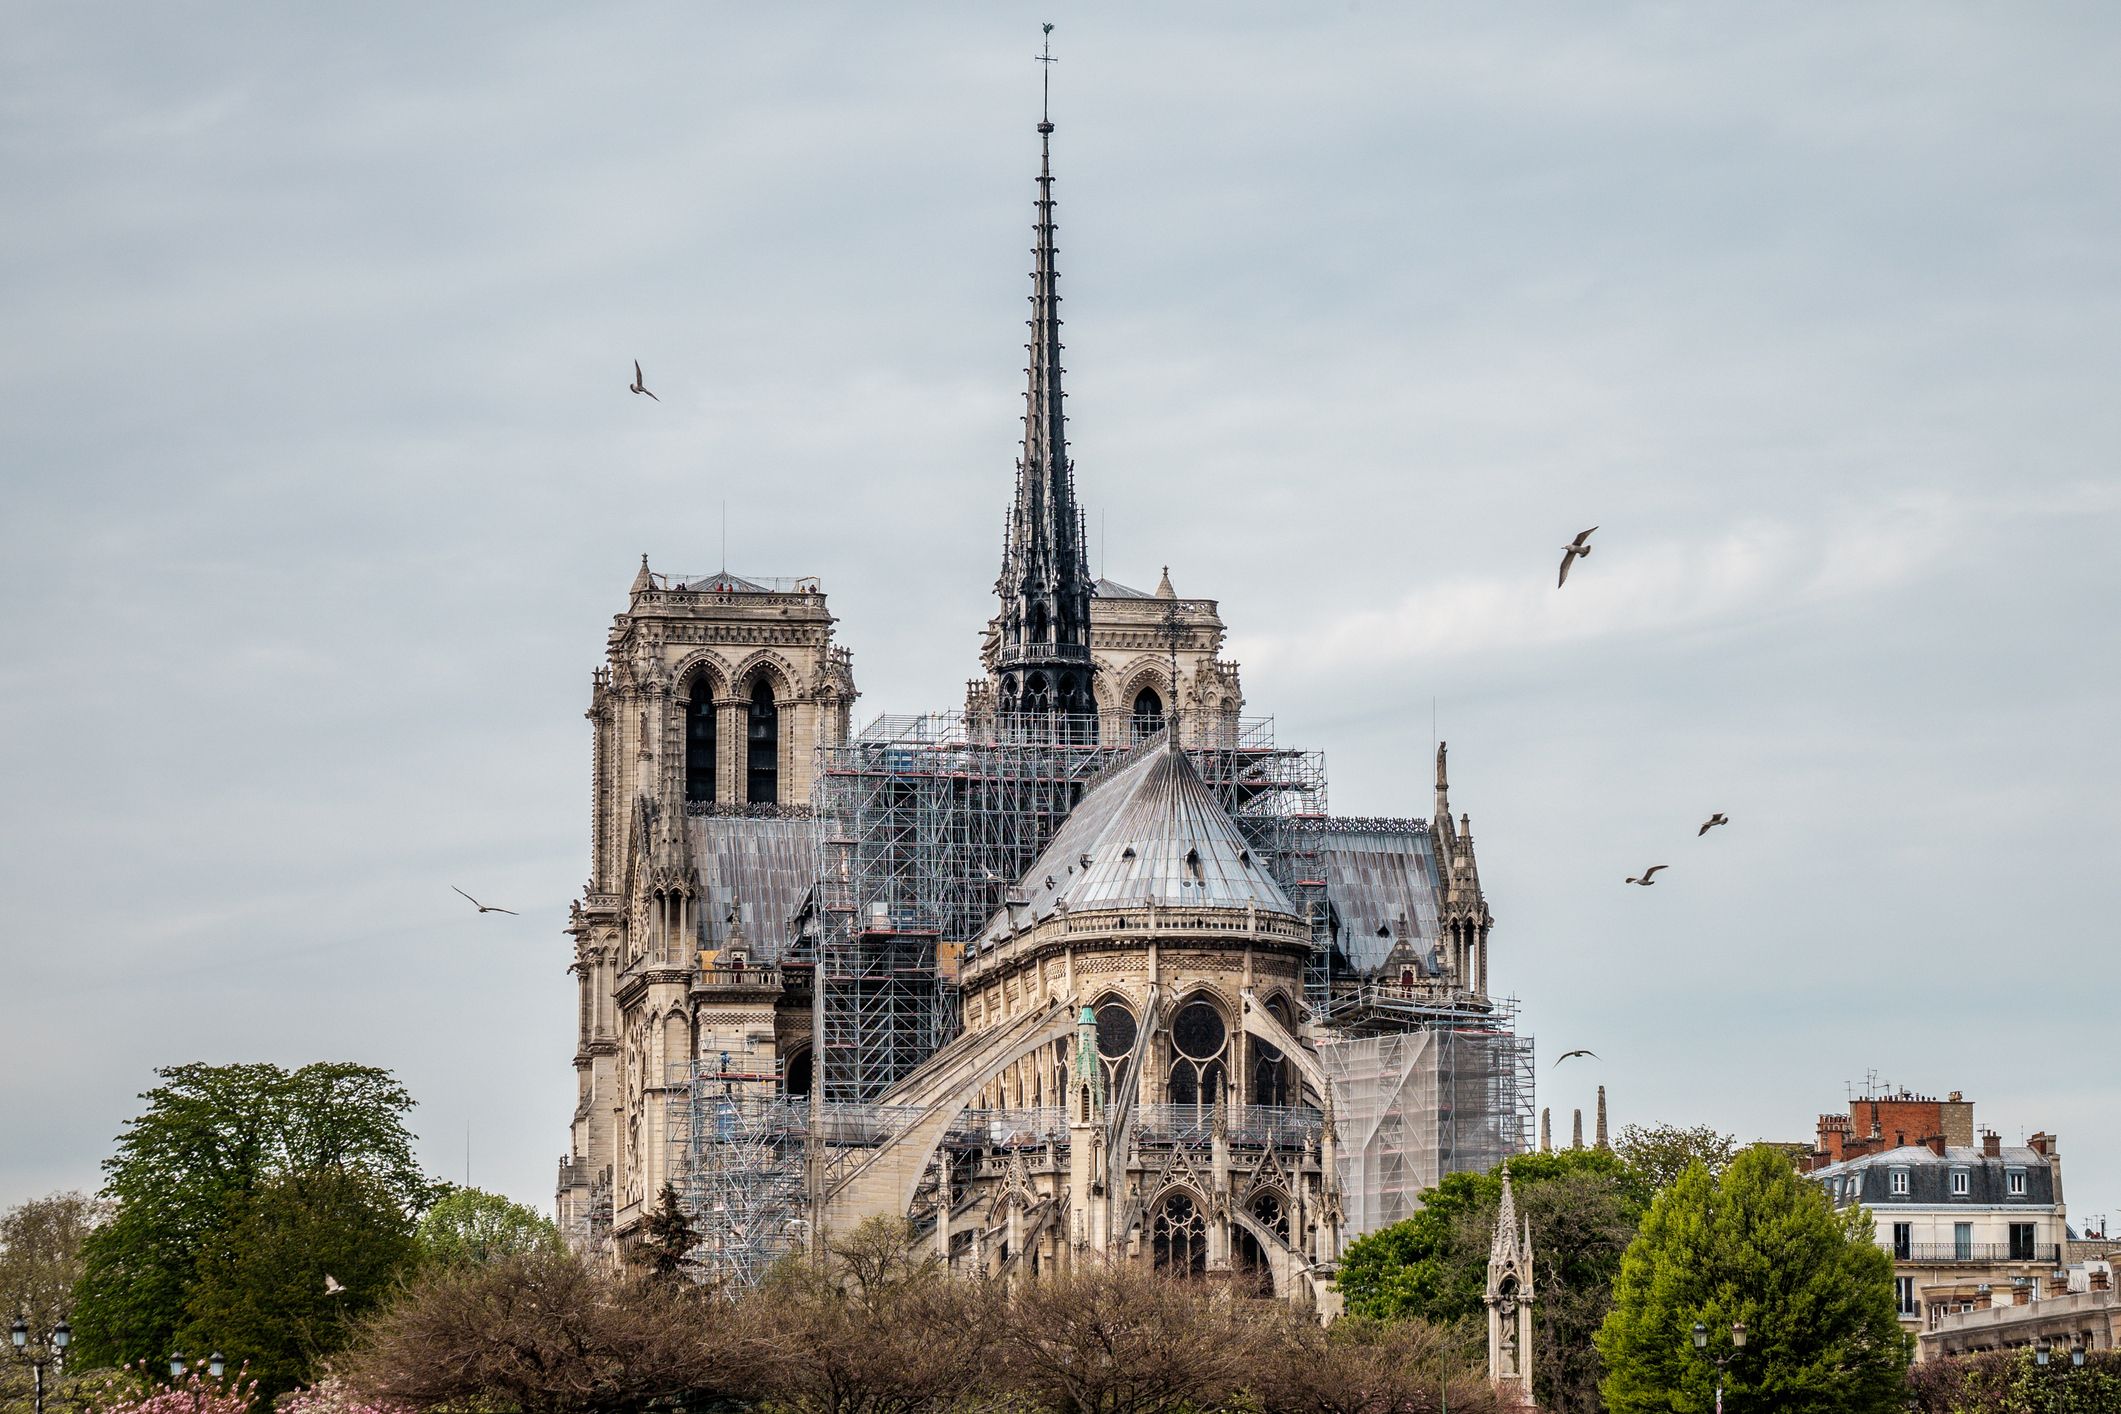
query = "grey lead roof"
xmin=976 ymin=745 xmax=1297 ymax=946
xmin=685 ymin=814 xmax=821 ymax=961
xmin=1314 ymin=827 xmax=1444 ymax=976
xmin=1093 ymin=577 xmax=1154 ymax=599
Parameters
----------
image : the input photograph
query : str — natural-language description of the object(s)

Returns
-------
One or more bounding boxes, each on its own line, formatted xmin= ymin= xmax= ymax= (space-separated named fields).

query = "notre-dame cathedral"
xmin=556 ymin=95 xmax=1531 ymax=1306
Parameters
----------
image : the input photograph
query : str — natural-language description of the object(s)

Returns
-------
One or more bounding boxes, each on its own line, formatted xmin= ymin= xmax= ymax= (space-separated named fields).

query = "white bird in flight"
xmin=453 ymin=886 xmax=518 ymax=916
xmin=1625 ymin=865 xmax=1668 ymax=886
xmin=629 ymin=360 xmax=659 ymax=401
xmin=1699 ymin=812 xmax=1729 ymax=837
xmin=323 ymin=1274 xmax=345 ymax=1296
xmin=1557 ymin=526 xmax=1598 ymax=588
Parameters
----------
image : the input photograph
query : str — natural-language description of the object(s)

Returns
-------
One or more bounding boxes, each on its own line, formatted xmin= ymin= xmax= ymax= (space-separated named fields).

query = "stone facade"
xmin=557 ymin=98 xmax=1518 ymax=1292
xmin=557 ymin=564 xmax=855 ymax=1243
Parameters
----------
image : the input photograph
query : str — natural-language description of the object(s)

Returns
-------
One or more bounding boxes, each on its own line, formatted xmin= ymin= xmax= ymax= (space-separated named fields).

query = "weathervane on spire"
xmin=1038 ymin=23 xmax=1056 ymax=129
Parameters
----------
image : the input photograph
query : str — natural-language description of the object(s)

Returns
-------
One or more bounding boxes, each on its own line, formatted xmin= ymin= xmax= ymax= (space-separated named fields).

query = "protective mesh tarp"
xmin=1322 ymin=1027 xmax=1531 ymax=1237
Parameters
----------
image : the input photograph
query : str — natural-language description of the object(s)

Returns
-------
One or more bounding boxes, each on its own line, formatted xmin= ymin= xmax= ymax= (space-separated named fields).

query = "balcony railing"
xmin=1894 ymin=1242 xmax=2059 ymax=1265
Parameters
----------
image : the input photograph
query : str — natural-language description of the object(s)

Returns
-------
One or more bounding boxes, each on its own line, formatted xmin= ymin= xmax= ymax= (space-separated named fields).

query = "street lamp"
xmin=1690 ymin=1319 xmax=1746 ymax=1414
xmin=2036 ymin=1338 xmax=2051 ymax=1367
xmin=169 ymin=1351 xmax=187 ymax=1380
xmin=209 ymin=1352 xmax=226 ymax=1380
xmin=9 ymin=1317 xmax=72 ymax=1414
xmin=2073 ymin=1343 xmax=2087 ymax=1369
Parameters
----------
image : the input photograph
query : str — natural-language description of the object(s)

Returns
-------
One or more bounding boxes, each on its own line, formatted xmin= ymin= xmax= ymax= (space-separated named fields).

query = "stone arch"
xmin=669 ymin=650 xmax=731 ymax=700
xmin=1148 ymin=1184 xmax=1212 ymax=1276
xmin=729 ymin=650 xmax=800 ymax=698
xmin=1228 ymin=1205 xmax=1297 ymax=1297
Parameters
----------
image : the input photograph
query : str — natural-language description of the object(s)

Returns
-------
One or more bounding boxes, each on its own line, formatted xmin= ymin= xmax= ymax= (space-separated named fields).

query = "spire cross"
xmin=1037 ymin=24 xmax=1056 ymax=126
xmin=1158 ymin=597 xmax=1185 ymax=746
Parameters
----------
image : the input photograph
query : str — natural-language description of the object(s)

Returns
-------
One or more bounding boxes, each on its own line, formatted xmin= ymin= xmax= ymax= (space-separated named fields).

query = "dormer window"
xmin=1951 ymin=1168 xmax=1970 ymax=1196
xmin=1890 ymin=1168 xmax=1909 ymax=1196
xmin=2007 ymin=1169 xmax=2026 ymax=1196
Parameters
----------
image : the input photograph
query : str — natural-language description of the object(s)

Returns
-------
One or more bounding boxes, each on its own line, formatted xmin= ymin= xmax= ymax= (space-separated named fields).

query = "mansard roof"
xmin=1092 ymin=577 xmax=1155 ymax=600
xmin=978 ymin=742 xmax=1297 ymax=945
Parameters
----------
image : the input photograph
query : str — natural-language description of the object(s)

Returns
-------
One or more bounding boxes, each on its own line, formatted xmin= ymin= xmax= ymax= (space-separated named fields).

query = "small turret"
xmin=630 ymin=553 xmax=654 ymax=596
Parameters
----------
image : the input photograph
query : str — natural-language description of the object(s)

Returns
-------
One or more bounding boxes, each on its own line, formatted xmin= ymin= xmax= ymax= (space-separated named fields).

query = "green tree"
xmin=177 ymin=1168 xmax=417 ymax=1399
xmin=1337 ymin=1149 xmax=1642 ymax=1413
xmin=70 ymin=1062 xmax=431 ymax=1376
xmin=641 ymin=1185 xmax=695 ymax=1282
xmin=414 ymin=1187 xmax=562 ymax=1269
xmin=1612 ymin=1123 xmax=1741 ymax=1193
xmin=1 ymin=1191 xmax=105 ymax=1333
xmin=1595 ymin=1146 xmax=1907 ymax=1414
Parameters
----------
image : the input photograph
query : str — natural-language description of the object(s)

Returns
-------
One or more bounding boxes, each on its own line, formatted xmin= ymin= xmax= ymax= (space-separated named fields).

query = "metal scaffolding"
xmin=664 ymin=1059 xmax=809 ymax=1287
xmin=665 ymin=706 xmax=1533 ymax=1284
xmin=809 ymin=711 xmax=1324 ymax=1104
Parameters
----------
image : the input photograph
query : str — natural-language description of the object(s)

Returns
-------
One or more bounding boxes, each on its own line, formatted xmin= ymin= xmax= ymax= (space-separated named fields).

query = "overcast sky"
xmin=4 ymin=4 xmax=2118 ymax=1231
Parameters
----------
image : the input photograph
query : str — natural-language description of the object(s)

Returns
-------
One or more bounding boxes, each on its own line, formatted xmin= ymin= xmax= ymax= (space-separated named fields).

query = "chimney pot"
xmin=1983 ymin=1132 xmax=2001 ymax=1158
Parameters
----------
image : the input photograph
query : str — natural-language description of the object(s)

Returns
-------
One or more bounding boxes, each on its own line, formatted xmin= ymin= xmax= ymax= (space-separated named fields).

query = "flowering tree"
xmin=90 ymin=1364 xmax=257 ymax=1414
xmin=277 ymin=1377 xmax=413 ymax=1414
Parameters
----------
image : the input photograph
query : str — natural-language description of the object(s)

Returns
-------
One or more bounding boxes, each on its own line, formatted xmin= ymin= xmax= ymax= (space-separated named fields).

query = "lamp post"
xmin=1690 ymin=1318 xmax=1747 ymax=1414
xmin=9 ymin=1316 xmax=72 ymax=1414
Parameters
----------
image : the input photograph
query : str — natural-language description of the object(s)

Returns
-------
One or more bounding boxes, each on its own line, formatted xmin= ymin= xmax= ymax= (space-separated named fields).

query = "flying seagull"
xmin=1557 ymin=526 xmax=1598 ymax=588
xmin=1624 ymin=865 xmax=1668 ymax=886
xmin=629 ymin=360 xmax=659 ymax=401
xmin=1698 ymin=812 xmax=1730 ymax=837
xmin=1554 ymin=1049 xmax=1598 ymax=1066
xmin=323 ymin=1274 xmax=345 ymax=1296
xmin=452 ymin=886 xmax=519 ymax=916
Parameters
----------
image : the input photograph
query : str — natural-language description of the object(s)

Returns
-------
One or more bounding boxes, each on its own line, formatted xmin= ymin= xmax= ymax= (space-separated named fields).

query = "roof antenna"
xmin=1038 ymin=23 xmax=1056 ymax=127
xmin=721 ymin=498 xmax=728 ymax=573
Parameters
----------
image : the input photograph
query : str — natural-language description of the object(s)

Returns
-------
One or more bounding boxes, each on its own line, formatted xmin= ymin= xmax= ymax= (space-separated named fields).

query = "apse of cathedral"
xmin=557 ymin=97 xmax=1532 ymax=1306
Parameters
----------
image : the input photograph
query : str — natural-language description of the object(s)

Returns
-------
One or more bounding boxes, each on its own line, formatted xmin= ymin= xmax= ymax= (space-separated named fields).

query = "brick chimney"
xmin=1926 ymin=1135 xmax=1947 ymax=1157
xmin=2029 ymin=1131 xmax=2057 ymax=1157
xmin=1983 ymin=1131 xmax=2001 ymax=1158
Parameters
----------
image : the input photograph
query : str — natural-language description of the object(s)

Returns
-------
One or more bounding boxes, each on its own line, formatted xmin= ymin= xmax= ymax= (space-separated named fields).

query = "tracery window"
xmin=746 ymin=679 xmax=779 ymax=805
xmin=685 ymin=674 xmax=716 ymax=803
xmin=1252 ymin=1191 xmax=1290 ymax=1242
xmin=1132 ymin=686 xmax=1164 ymax=742
xmin=1168 ymin=1000 xmax=1227 ymax=1110
xmin=1252 ymin=996 xmax=1295 ymax=1107
xmin=1151 ymin=1191 xmax=1208 ymax=1276
xmin=1096 ymin=996 xmax=1137 ymax=1095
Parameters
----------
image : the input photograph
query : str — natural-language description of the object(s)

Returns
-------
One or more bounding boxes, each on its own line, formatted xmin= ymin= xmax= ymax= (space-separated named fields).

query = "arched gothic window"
xmin=746 ymin=679 xmax=779 ymax=805
xmin=1252 ymin=996 xmax=1295 ymax=1107
xmin=685 ymin=675 xmax=716 ymax=803
xmin=1252 ymin=1191 xmax=1290 ymax=1242
xmin=1024 ymin=672 xmax=1051 ymax=715
xmin=1151 ymin=1191 xmax=1208 ymax=1276
xmin=1168 ymin=1000 xmax=1227 ymax=1111
xmin=1229 ymin=1222 xmax=1273 ymax=1297
xmin=784 ymin=1046 xmax=812 ymax=1098
xmin=1132 ymin=686 xmax=1164 ymax=742
xmin=1095 ymin=996 xmax=1137 ymax=1097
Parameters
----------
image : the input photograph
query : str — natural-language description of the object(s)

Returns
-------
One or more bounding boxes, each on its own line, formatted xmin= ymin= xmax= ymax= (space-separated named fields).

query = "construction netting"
xmin=1320 ymin=1017 xmax=1535 ymax=1236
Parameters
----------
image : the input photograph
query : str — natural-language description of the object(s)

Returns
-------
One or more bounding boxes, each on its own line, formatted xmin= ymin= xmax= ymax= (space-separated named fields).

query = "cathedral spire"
xmin=993 ymin=25 xmax=1096 ymax=740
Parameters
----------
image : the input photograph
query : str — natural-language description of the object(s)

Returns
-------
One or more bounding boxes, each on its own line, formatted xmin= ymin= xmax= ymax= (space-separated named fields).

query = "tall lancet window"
xmin=685 ymin=676 xmax=716 ymax=803
xmin=1167 ymin=1000 xmax=1227 ymax=1110
xmin=746 ymin=679 xmax=779 ymax=805
xmin=1151 ymin=1192 xmax=1208 ymax=1276
xmin=1132 ymin=687 xmax=1164 ymax=742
